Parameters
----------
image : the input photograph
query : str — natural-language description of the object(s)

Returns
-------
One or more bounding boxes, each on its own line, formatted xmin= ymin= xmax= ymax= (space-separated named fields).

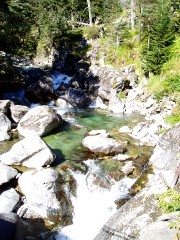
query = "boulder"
xmin=0 ymin=212 xmax=26 ymax=240
xmin=0 ymin=136 xmax=55 ymax=169
xmin=0 ymin=188 xmax=20 ymax=213
xmin=0 ymin=130 xmax=10 ymax=142
xmin=149 ymin=123 xmax=180 ymax=188
xmin=25 ymin=75 xmax=56 ymax=104
xmin=0 ymin=113 xmax=11 ymax=132
xmin=18 ymin=168 xmax=70 ymax=222
xmin=82 ymin=132 xmax=125 ymax=155
xmin=0 ymin=163 xmax=18 ymax=186
xmin=57 ymin=88 xmax=91 ymax=108
xmin=10 ymin=104 xmax=29 ymax=123
xmin=17 ymin=106 xmax=63 ymax=137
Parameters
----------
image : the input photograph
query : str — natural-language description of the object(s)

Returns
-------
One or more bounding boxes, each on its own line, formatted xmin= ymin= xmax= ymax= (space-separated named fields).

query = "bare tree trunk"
xmin=131 ymin=0 xmax=136 ymax=30
xmin=87 ymin=0 xmax=93 ymax=26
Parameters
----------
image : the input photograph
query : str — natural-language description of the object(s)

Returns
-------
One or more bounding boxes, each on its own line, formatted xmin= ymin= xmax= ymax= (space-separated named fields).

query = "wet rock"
xmin=0 ymin=163 xmax=18 ymax=186
xmin=0 ymin=130 xmax=10 ymax=142
xmin=57 ymin=88 xmax=91 ymax=108
xmin=18 ymin=168 xmax=70 ymax=222
xmin=0 ymin=212 xmax=26 ymax=240
xmin=82 ymin=133 xmax=125 ymax=155
xmin=0 ymin=188 xmax=20 ymax=213
xmin=0 ymin=136 xmax=55 ymax=169
xmin=88 ymin=129 xmax=109 ymax=137
xmin=17 ymin=106 xmax=63 ymax=137
xmin=25 ymin=76 xmax=56 ymax=104
xmin=0 ymin=113 xmax=11 ymax=132
xmin=10 ymin=104 xmax=29 ymax=123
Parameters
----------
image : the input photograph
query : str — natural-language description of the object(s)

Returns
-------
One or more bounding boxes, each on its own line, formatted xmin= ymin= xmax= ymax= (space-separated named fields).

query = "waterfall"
xmin=56 ymin=160 xmax=136 ymax=240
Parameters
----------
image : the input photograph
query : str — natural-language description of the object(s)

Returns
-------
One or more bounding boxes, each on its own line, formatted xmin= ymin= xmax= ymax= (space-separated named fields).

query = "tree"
xmin=141 ymin=0 xmax=175 ymax=75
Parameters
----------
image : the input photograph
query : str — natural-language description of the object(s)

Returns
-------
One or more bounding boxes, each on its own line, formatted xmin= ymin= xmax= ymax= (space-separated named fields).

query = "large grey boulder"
xmin=0 ymin=163 xmax=18 ymax=186
xmin=18 ymin=168 xmax=70 ymax=222
xmin=17 ymin=105 xmax=63 ymax=137
xmin=82 ymin=131 xmax=125 ymax=155
xmin=0 ymin=136 xmax=55 ymax=169
xmin=0 ymin=188 xmax=20 ymax=213
xmin=149 ymin=123 xmax=180 ymax=187
xmin=0 ymin=212 xmax=26 ymax=240
xmin=10 ymin=104 xmax=29 ymax=123
xmin=0 ymin=113 xmax=11 ymax=132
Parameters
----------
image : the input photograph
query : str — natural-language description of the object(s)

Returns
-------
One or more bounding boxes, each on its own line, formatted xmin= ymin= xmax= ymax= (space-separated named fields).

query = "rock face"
xmin=0 ymin=136 xmax=55 ymax=169
xmin=82 ymin=131 xmax=125 ymax=155
xmin=0 ymin=212 xmax=26 ymax=240
xmin=17 ymin=105 xmax=63 ymax=137
xmin=0 ymin=113 xmax=11 ymax=132
xmin=18 ymin=168 xmax=70 ymax=222
xmin=149 ymin=123 xmax=180 ymax=187
xmin=0 ymin=188 xmax=20 ymax=213
xmin=0 ymin=163 xmax=18 ymax=186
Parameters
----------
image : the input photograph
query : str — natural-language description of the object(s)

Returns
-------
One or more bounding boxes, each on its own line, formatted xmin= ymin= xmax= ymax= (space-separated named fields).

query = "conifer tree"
xmin=141 ymin=0 xmax=175 ymax=75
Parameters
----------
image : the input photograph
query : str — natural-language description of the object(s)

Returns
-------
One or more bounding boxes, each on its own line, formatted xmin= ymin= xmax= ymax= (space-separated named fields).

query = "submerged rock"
xmin=18 ymin=168 xmax=71 ymax=222
xmin=0 ymin=136 xmax=55 ymax=169
xmin=17 ymin=105 xmax=63 ymax=137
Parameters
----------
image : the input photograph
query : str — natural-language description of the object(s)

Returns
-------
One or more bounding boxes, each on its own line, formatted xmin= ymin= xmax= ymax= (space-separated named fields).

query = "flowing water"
xmin=1 ymin=72 xmax=152 ymax=240
xmin=42 ymin=109 xmax=151 ymax=240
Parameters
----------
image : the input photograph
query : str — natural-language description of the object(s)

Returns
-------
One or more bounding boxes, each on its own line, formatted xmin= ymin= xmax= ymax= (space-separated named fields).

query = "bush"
xmin=83 ymin=26 xmax=100 ymax=40
xmin=157 ymin=189 xmax=180 ymax=213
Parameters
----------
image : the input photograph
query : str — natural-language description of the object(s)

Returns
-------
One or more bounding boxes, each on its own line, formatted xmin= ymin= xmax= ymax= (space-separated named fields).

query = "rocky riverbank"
xmin=0 ymin=60 xmax=179 ymax=239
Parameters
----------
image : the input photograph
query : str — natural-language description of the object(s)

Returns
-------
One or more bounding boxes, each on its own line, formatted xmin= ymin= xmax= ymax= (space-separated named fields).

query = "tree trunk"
xmin=87 ymin=0 xmax=93 ymax=26
xmin=131 ymin=0 xmax=136 ymax=30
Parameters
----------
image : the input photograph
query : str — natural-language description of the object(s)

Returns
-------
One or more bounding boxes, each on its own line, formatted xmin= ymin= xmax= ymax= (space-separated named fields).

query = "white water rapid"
xmin=56 ymin=160 xmax=136 ymax=240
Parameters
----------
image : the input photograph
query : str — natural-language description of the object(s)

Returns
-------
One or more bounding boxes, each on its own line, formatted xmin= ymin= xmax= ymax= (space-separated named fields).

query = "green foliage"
xmin=157 ymin=189 xmax=180 ymax=213
xmin=118 ymin=91 xmax=127 ymax=99
xmin=82 ymin=26 xmax=100 ymax=40
xmin=157 ymin=189 xmax=180 ymax=230
xmin=140 ymin=0 xmax=175 ymax=75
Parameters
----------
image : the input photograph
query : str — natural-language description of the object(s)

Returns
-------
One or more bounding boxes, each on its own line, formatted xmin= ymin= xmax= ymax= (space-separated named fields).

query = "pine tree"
xmin=141 ymin=0 xmax=175 ymax=75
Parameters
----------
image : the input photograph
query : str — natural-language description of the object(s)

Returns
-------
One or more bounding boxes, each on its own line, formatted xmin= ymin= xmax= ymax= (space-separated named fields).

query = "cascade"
xmin=56 ymin=160 xmax=136 ymax=240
